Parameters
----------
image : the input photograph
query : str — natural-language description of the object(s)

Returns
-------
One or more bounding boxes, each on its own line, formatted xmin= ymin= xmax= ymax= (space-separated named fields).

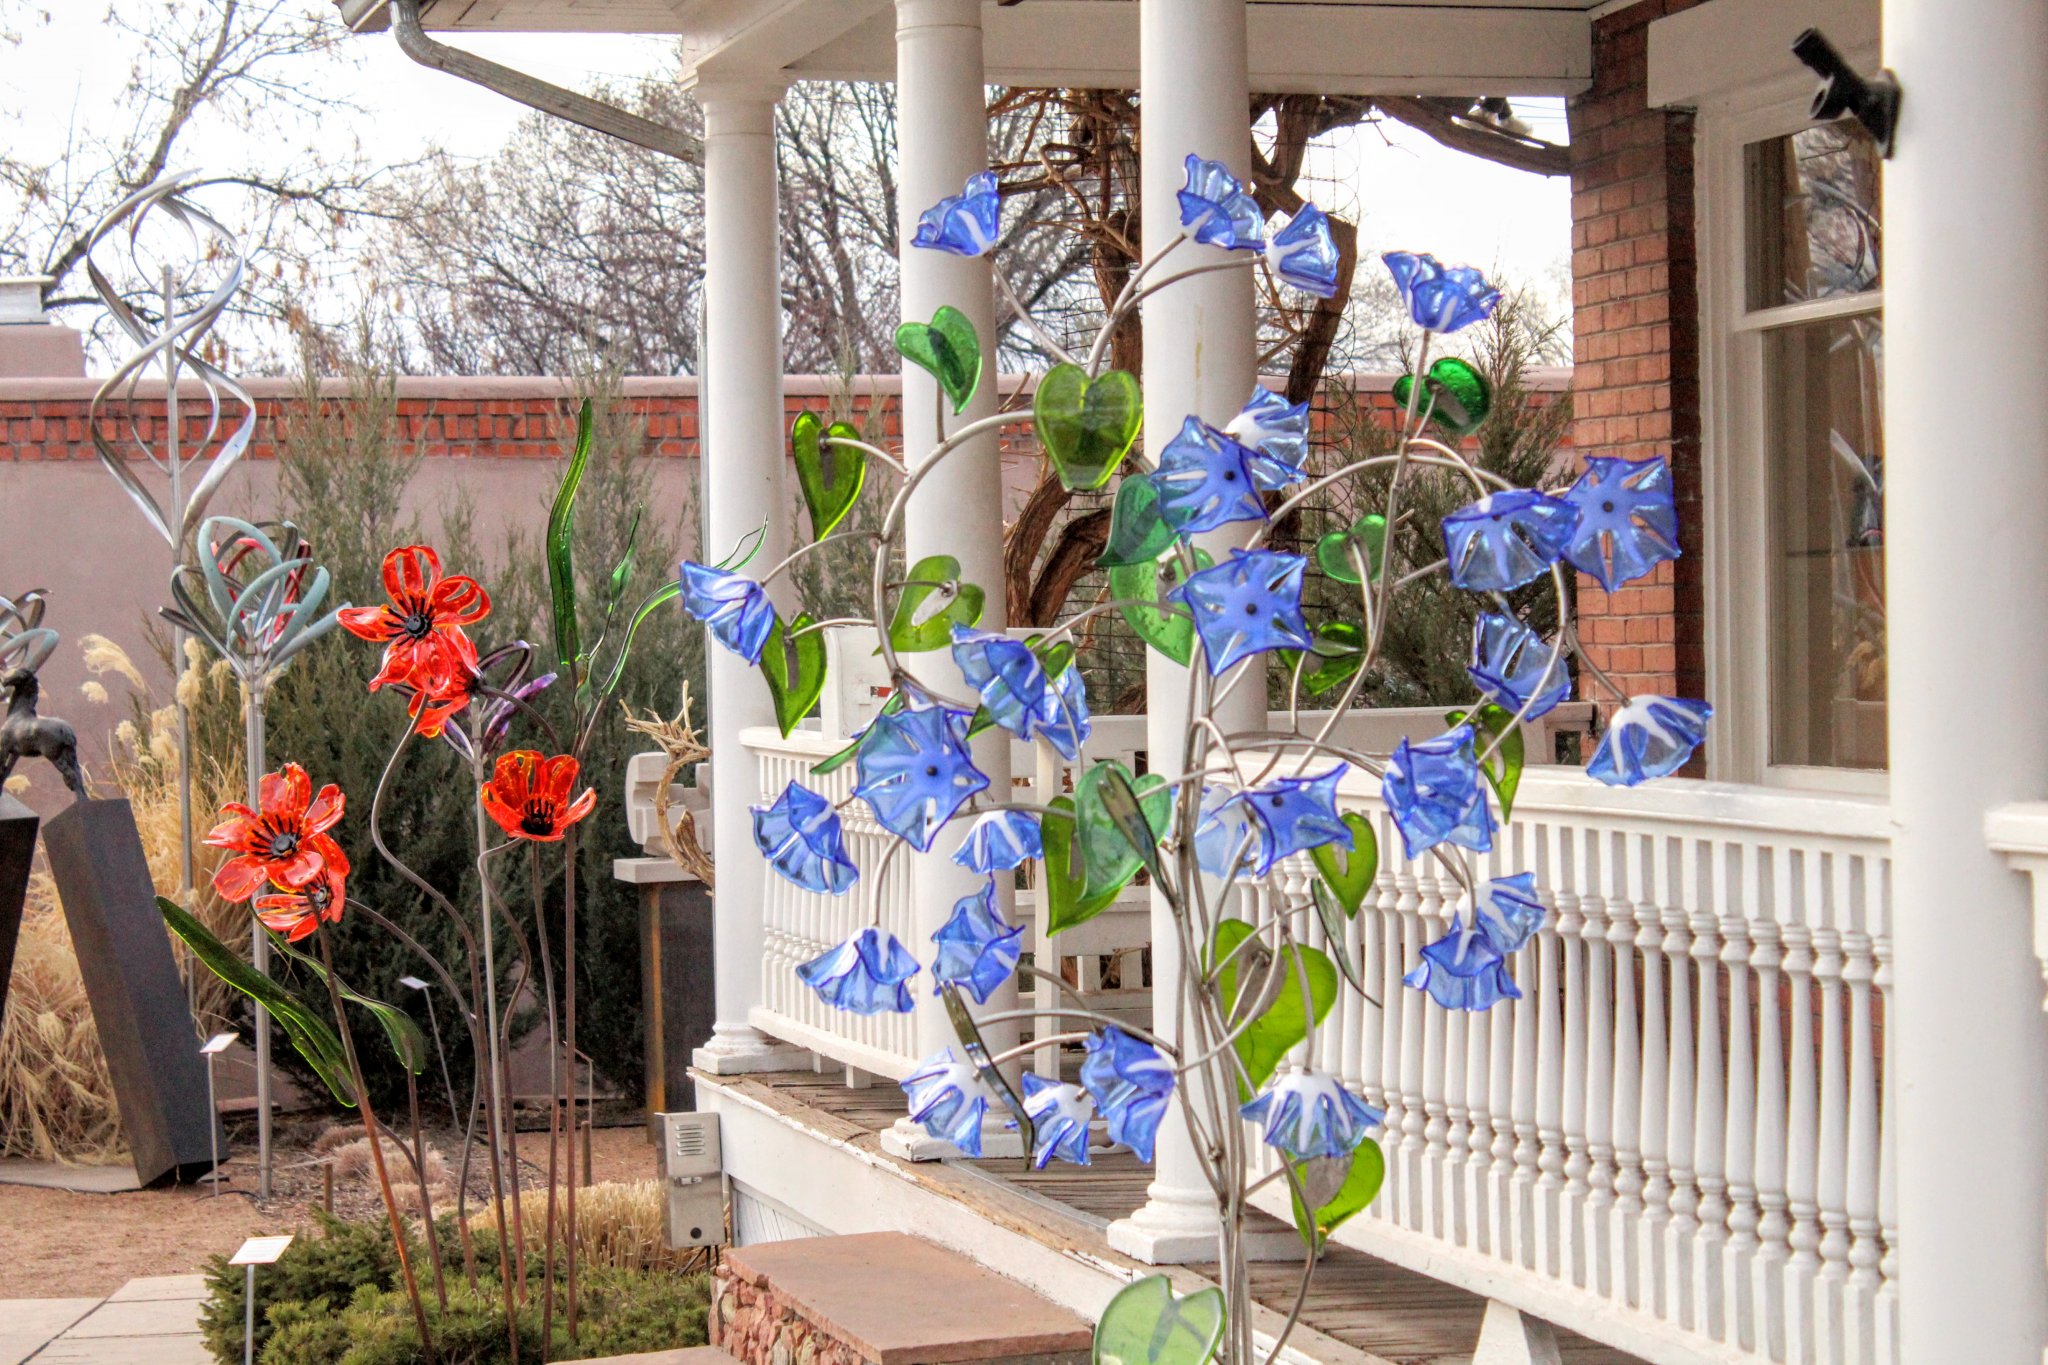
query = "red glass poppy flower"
xmin=480 ymin=750 xmax=596 ymax=842
xmin=337 ymin=545 xmax=491 ymax=694
xmin=405 ymin=628 xmax=481 ymax=739
xmin=206 ymin=763 xmax=351 ymax=902
xmin=253 ymin=865 xmax=347 ymax=942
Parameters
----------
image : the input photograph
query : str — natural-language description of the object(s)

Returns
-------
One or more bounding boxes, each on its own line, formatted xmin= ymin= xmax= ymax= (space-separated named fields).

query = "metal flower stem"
xmin=242 ymin=681 xmax=274 ymax=1198
xmin=472 ymin=766 xmax=509 ymax=1189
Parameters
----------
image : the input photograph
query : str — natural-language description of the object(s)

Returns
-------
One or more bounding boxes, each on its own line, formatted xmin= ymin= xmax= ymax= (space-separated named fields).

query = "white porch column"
xmin=692 ymin=77 xmax=808 ymax=1078
xmin=1108 ymin=0 xmax=1261 ymax=1265
xmin=1884 ymin=3 xmax=2048 ymax=1361
xmin=880 ymin=0 xmax=1021 ymax=1160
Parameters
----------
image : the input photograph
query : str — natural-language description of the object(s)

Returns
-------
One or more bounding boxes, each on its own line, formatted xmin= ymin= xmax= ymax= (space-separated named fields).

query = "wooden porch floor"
xmin=724 ymin=1071 xmax=1647 ymax=1365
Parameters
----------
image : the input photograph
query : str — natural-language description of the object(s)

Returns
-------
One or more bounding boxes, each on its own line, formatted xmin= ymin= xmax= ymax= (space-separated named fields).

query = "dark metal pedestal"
xmin=0 ymin=795 xmax=36 ymax=1022
xmin=618 ymin=858 xmax=714 ymax=1131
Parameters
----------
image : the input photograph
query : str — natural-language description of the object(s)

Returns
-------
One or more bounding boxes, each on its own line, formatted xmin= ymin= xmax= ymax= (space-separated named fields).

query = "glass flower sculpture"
xmin=1080 ymin=1029 xmax=1174 ymax=1162
xmin=1588 ymin=695 xmax=1713 ymax=787
xmin=797 ymin=927 xmax=920 ymax=1015
xmin=1225 ymin=388 xmax=1311 ymax=483
xmin=1382 ymin=251 xmax=1503 ymax=333
xmin=950 ymin=627 xmax=1091 ymax=760
xmin=753 ymin=781 xmax=859 ymax=895
xmin=1151 ymin=417 xmax=1268 ymax=534
xmin=1467 ymin=613 xmax=1570 ymax=719
xmin=931 ymin=881 xmax=1024 ymax=1005
xmin=481 ymin=750 xmax=597 ymax=842
xmin=1265 ymin=203 xmax=1341 ymax=298
xmin=1177 ymin=154 xmax=1263 ymax=250
xmin=679 ymin=561 xmax=775 ymax=664
xmin=911 ymin=170 xmax=1001 ymax=258
xmin=253 ymin=865 xmax=347 ymax=942
xmin=1194 ymin=786 xmax=1264 ymax=878
xmin=852 ymin=703 xmax=991 ymax=851
xmin=952 ymin=809 xmax=1042 ymax=874
xmin=206 ymin=762 xmax=350 ymax=901
xmin=338 ymin=544 xmax=491 ymax=693
xmin=1382 ymin=725 xmax=1495 ymax=859
xmin=1168 ymin=549 xmax=1314 ymax=675
xmin=1235 ymin=766 xmax=1353 ymax=874
xmin=1240 ymin=1069 xmax=1385 ymax=1161
xmin=1560 ymin=455 xmax=1681 ymax=592
xmin=1021 ymin=1073 xmax=1095 ymax=1169
xmin=1405 ymin=914 xmax=1521 ymax=1011
xmin=1442 ymin=490 xmax=1580 ymax=592
xmin=1473 ymin=872 xmax=1547 ymax=956
xmin=901 ymin=1049 xmax=997 ymax=1156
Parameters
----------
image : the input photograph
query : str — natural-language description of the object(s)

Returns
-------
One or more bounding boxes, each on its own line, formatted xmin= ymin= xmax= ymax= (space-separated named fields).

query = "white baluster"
xmin=1783 ymin=919 xmax=1820 ymax=1365
xmin=1872 ymin=935 xmax=1899 ymax=1365
xmin=1492 ymin=954 xmax=1520 ymax=1260
xmin=1663 ymin=896 xmax=1698 ymax=1331
xmin=1690 ymin=903 xmax=1729 ymax=1346
xmin=1511 ymin=884 xmax=1547 ymax=1272
xmin=1419 ymin=863 xmax=1452 ymax=1240
xmin=1751 ymin=919 xmax=1788 ymax=1362
xmin=1636 ymin=857 xmax=1672 ymax=1316
xmin=1843 ymin=927 xmax=1880 ymax=1365
xmin=1391 ymin=854 xmax=1424 ymax=1227
xmin=1582 ymin=853 xmax=1617 ymax=1300
xmin=1552 ymin=837 xmax=1587 ymax=1286
xmin=1465 ymin=983 xmax=1495 ymax=1254
xmin=1609 ymin=867 xmax=1645 ymax=1310
xmin=1813 ymin=922 xmax=1850 ymax=1365
xmin=1359 ymin=869 xmax=1386 ymax=1113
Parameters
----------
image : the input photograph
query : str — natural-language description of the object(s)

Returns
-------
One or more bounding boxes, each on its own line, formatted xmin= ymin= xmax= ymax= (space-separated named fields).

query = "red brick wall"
xmin=1568 ymin=0 xmax=1707 ymax=717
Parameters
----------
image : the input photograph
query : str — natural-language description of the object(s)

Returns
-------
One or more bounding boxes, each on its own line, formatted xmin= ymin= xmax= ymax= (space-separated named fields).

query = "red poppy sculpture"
xmin=481 ymin=750 xmax=596 ymax=842
xmin=338 ymin=545 xmax=491 ymax=694
xmin=253 ymin=865 xmax=348 ymax=942
xmin=205 ymin=763 xmax=350 ymax=902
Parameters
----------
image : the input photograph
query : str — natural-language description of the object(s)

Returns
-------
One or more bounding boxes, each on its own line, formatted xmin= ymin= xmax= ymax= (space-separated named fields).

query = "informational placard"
xmin=200 ymin=1032 xmax=238 ymax=1056
xmin=229 ymin=1235 xmax=294 ymax=1266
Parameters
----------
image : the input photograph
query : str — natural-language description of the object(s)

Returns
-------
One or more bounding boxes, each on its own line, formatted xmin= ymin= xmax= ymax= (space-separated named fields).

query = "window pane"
xmin=1745 ymin=123 xmax=1882 ymax=310
xmin=1767 ymin=313 xmax=1885 ymax=769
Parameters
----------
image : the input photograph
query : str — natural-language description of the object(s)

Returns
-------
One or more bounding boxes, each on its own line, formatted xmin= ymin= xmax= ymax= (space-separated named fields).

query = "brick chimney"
xmin=0 ymin=277 xmax=86 ymax=378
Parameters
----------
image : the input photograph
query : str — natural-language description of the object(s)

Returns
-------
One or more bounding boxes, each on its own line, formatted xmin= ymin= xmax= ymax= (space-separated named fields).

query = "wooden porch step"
xmin=712 ymin=1231 xmax=1093 ymax=1365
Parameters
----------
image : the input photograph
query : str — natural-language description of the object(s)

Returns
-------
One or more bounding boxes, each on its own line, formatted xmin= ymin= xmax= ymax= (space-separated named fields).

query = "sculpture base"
xmin=0 ymin=795 xmax=35 ymax=1024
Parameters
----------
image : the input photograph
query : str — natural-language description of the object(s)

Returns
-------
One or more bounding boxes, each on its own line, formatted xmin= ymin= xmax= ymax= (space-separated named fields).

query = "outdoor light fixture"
xmin=1791 ymin=27 xmax=1900 ymax=158
xmin=398 ymin=975 xmax=461 ymax=1123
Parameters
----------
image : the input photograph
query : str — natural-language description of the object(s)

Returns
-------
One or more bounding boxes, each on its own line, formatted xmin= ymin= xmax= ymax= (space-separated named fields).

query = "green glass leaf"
xmin=1310 ymin=883 xmax=1370 ymax=998
xmin=1281 ymin=621 xmax=1366 ymax=696
xmin=1074 ymin=762 xmax=1171 ymax=897
xmin=1098 ymin=477 xmax=1176 ymax=569
xmin=1310 ymin=811 xmax=1378 ymax=917
xmin=273 ymin=936 xmax=428 ymax=1074
xmin=1035 ymin=364 xmax=1143 ymax=493
xmin=1043 ymin=795 xmax=1123 ymax=934
xmin=1448 ymin=702 xmax=1525 ymax=820
xmin=1028 ymin=635 xmax=1076 ymax=680
xmin=591 ymin=578 xmax=682 ymax=701
xmin=792 ymin=410 xmax=868 ymax=539
xmin=1208 ymin=919 xmax=1339 ymax=1095
xmin=763 ymin=612 xmax=828 ymax=737
xmin=1393 ymin=356 xmax=1493 ymax=437
xmin=545 ymin=398 xmax=594 ymax=675
xmin=1286 ymin=1140 xmax=1386 ymax=1250
xmin=887 ymin=554 xmax=986 ymax=653
xmin=1092 ymin=1275 xmax=1225 ymax=1365
xmin=896 ymin=306 xmax=982 ymax=414
xmin=1107 ymin=551 xmax=1208 ymax=667
xmin=1314 ymin=514 xmax=1387 ymax=585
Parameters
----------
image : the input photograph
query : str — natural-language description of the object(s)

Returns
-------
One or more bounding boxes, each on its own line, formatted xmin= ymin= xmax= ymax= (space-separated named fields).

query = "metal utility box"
xmin=658 ymin=1111 xmax=725 ymax=1248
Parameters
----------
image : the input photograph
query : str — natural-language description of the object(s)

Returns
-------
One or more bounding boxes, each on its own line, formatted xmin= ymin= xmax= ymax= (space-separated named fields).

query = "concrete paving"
xmin=5 ymin=1273 xmax=210 ymax=1364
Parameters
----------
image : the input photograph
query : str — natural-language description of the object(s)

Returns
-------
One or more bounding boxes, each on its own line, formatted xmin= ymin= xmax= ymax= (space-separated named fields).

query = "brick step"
xmin=712 ymin=1232 xmax=1093 ymax=1365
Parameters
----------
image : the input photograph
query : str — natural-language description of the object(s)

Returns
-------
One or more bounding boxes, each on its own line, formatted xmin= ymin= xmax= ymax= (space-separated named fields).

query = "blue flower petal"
xmin=1265 ymin=203 xmax=1340 ymax=297
xmin=1240 ymin=1069 xmax=1383 ymax=1161
xmin=1193 ymin=787 xmax=1260 ymax=879
xmin=852 ymin=703 xmax=991 ymax=851
xmin=931 ymin=880 xmax=1024 ymax=1005
xmin=1441 ymin=489 xmax=1581 ymax=592
xmin=1079 ymin=1029 xmax=1174 ymax=1162
xmin=1224 ymin=388 xmax=1311 ymax=484
xmin=1167 ymin=548 xmax=1314 ymax=676
xmin=1474 ymin=872 xmax=1546 ymax=956
xmin=1405 ymin=913 xmax=1521 ymax=1011
xmin=1150 ymin=417 xmax=1269 ymax=534
xmin=1382 ymin=251 xmax=1502 ymax=333
xmin=679 ymin=561 xmax=775 ymax=663
xmin=1560 ymin=456 xmax=1681 ymax=592
xmin=1020 ymin=1073 xmax=1094 ymax=1168
xmin=796 ymin=927 xmax=919 ymax=1015
xmin=949 ymin=626 xmax=1091 ymax=761
xmin=752 ymin=781 xmax=859 ymax=895
xmin=1177 ymin=154 xmax=1265 ymax=250
xmin=901 ymin=1049 xmax=994 ymax=1156
xmin=911 ymin=170 xmax=1002 ymax=258
xmin=952 ymin=809 xmax=1043 ymax=874
xmin=1587 ymin=695 xmax=1712 ymax=787
xmin=1467 ymin=613 xmax=1571 ymax=720
xmin=1238 ymin=766 xmax=1353 ymax=874
xmin=1383 ymin=724 xmax=1495 ymax=860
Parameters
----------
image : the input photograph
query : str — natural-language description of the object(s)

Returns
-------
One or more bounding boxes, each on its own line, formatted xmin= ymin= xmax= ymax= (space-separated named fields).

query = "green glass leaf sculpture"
xmin=1107 ymin=551 xmax=1208 ymax=667
xmin=1448 ymin=701 xmax=1526 ymax=820
xmin=274 ymin=935 xmax=428 ymax=1074
xmin=1282 ymin=620 xmax=1366 ymax=696
xmin=791 ymin=410 xmax=868 ymax=538
xmin=1314 ymin=513 xmax=1387 ymax=585
xmin=1099 ymin=476 xmax=1176 ymax=568
xmin=1093 ymin=1275 xmax=1226 ymax=1365
xmin=1035 ymin=363 xmax=1143 ymax=493
xmin=545 ymin=398 xmax=594 ymax=675
xmin=1074 ymin=761 xmax=1172 ymax=896
xmin=764 ymin=612 xmax=828 ymax=736
xmin=1310 ymin=811 xmax=1378 ymax=917
xmin=1286 ymin=1140 xmax=1386 ymax=1251
xmin=888 ymin=554 xmax=986 ymax=653
xmin=1392 ymin=356 xmax=1493 ymax=437
xmin=1310 ymin=883 xmax=1370 ymax=998
xmin=1043 ymin=795 xmax=1124 ymax=934
xmin=1208 ymin=919 xmax=1338 ymax=1094
xmin=896 ymin=306 xmax=982 ymax=415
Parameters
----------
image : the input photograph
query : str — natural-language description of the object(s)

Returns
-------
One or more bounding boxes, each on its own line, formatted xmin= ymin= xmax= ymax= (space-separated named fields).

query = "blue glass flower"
xmin=1177 ymin=154 xmax=1263 ymax=250
xmin=1405 ymin=914 xmax=1520 ymax=1010
xmin=931 ymin=880 xmax=1024 ymax=1005
xmin=1020 ymin=1073 xmax=1094 ymax=1169
xmin=1194 ymin=786 xmax=1261 ymax=879
xmin=1240 ymin=1069 xmax=1384 ymax=1161
xmin=1441 ymin=489 xmax=1581 ymax=592
xmin=1474 ymin=871 xmax=1546 ymax=956
xmin=1382 ymin=251 xmax=1502 ymax=333
xmin=1040 ymin=662 xmax=1091 ymax=763
xmin=853 ymin=703 xmax=991 ymax=851
xmin=796 ymin=927 xmax=919 ymax=1015
xmin=1238 ymin=766 xmax=1352 ymax=874
xmin=1587 ymin=695 xmax=1712 ymax=787
xmin=1265 ymin=203 xmax=1340 ymax=298
xmin=900 ymin=1049 xmax=997 ymax=1156
xmin=950 ymin=626 xmax=1091 ymax=761
xmin=679 ymin=561 xmax=774 ymax=664
xmin=1560 ymin=455 xmax=1681 ymax=592
xmin=1150 ymin=417 xmax=1268 ymax=534
xmin=952 ymin=809 xmax=1042 ymax=874
xmin=911 ymin=170 xmax=1001 ymax=258
xmin=1079 ymin=1029 xmax=1174 ymax=1162
xmin=1168 ymin=549 xmax=1314 ymax=676
xmin=1467 ymin=613 xmax=1570 ymax=720
xmin=752 ymin=781 xmax=859 ymax=895
xmin=1382 ymin=724 xmax=1495 ymax=860
xmin=1224 ymin=388 xmax=1311 ymax=482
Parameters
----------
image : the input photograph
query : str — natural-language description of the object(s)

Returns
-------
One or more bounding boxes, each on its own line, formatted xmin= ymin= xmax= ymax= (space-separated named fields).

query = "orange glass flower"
xmin=337 ymin=545 xmax=491 ymax=694
xmin=405 ymin=628 xmax=481 ymax=739
xmin=481 ymin=750 xmax=596 ymax=842
xmin=205 ymin=763 xmax=350 ymax=902
xmin=253 ymin=865 xmax=347 ymax=942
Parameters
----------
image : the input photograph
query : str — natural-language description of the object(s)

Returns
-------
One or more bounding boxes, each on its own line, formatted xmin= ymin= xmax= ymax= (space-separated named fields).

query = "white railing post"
xmin=1750 ymin=919 xmax=1788 ymax=1361
xmin=1723 ymin=902 xmax=1761 ymax=1354
xmin=1662 ymin=894 xmax=1697 ymax=1329
xmin=1783 ymin=917 xmax=1820 ymax=1365
xmin=1689 ymin=901 xmax=1728 ymax=1343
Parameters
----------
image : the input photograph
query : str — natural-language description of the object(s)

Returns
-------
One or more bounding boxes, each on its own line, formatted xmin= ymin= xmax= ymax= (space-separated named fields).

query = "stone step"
xmin=560 ymin=1350 xmax=742 ymax=1365
xmin=712 ymin=1232 xmax=1093 ymax=1365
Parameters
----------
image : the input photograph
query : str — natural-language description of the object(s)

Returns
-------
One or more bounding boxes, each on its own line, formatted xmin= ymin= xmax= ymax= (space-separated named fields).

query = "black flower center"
xmin=399 ymin=610 xmax=435 ymax=640
xmin=267 ymin=830 xmax=300 ymax=860
xmin=924 ymin=764 xmax=940 ymax=778
xmin=1243 ymin=604 xmax=1259 ymax=616
xmin=1601 ymin=499 xmax=1616 ymax=514
xmin=1222 ymin=470 xmax=1237 ymax=483
xmin=520 ymin=800 xmax=557 ymax=837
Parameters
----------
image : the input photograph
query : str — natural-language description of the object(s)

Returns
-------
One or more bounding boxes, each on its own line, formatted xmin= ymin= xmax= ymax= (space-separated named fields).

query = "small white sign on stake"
xmin=200 ymin=1032 xmax=238 ymax=1057
xmin=229 ymin=1235 xmax=293 ymax=1267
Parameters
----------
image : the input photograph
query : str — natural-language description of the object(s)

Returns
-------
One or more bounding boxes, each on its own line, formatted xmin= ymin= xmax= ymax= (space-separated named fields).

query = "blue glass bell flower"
xmin=950 ymin=626 xmax=1091 ymax=761
xmin=1240 ymin=1069 xmax=1385 ymax=1161
xmin=853 ymin=702 xmax=991 ymax=851
xmin=679 ymin=561 xmax=775 ymax=664
xmin=1587 ymin=695 xmax=1712 ymax=787
xmin=1467 ymin=613 xmax=1570 ymax=720
xmin=1224 ymin=387 xmax=1311 ymax=478
xmin=1168 ymin=549 xmax=1315 ymax=676
xmin=1265 ymin=203 xmax=1341 ymax=298
xmin=1382 ymin=724 xmax=1495 ymax=860
xmin=1020 ymin=1073 xmax=1094 ymax=1169
xmin=911 ymin=170 xmax=1001 ymax=258
xmin=1238 ymin=766 xmax=1353 ymax=874
xmin=1382 ymin=251 xmax=1503 ymax=333
xmin=796 ymin=927 xmax=919 ymax=1015
xmin=752 ymin=781 xmax=859 ymax=895
xmin=952 ymin=808 xmax=1042 ymax=874
xmin=1405 ymin=914 xmax=1520 ymax=1010
xmin=1474 ymin=871 xmax=1546 ymax=956
xmin=1194 ymin=787 xmax=1261 ymax=879
xmin=1441 ymin=489 xmax=1581 ymax=592
xmin=1079 ymin=1029 xmax=1174 ymax=1163
xmin=1560 ymin=455 xmax=1681 ymax=592
xmin=1039 ymin=663 xmax=1092 ymax=763
xmin=931 ymin=880 xmax=1024 ymax=1005
xmin=1150 ymin=417 xmax=1269 ymax=534
xmin=900 ymin=1049 xmax=998 ymax=1157
xmin=1177 ymin=153 xmax=1264 ymax=250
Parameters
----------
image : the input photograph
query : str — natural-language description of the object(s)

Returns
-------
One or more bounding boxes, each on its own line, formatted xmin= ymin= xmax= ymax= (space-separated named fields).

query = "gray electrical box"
xmin=657 ymin=1111 xmax=725 ymax=1249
